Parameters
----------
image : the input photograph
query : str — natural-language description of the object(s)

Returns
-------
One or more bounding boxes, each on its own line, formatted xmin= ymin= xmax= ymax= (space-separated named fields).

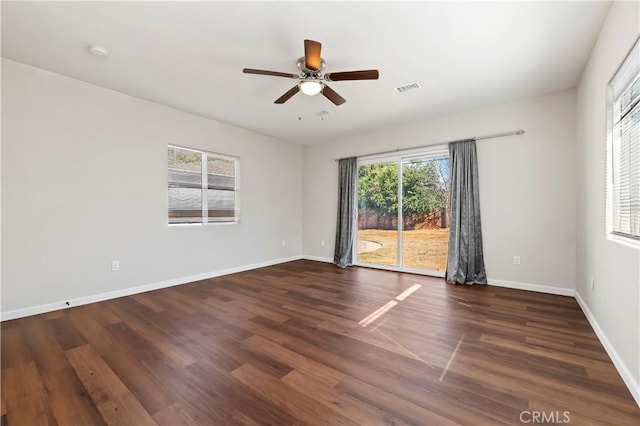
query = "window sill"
xmin=607 ymin=233 xmax=640 ymax=250
xmin=169 ymin=221 xmax=239 ymax=227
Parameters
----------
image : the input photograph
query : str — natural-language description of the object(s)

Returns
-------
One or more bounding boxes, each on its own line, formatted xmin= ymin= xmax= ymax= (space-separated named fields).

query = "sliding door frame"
xmin=353 ymin=145 xmax=449 ymax=277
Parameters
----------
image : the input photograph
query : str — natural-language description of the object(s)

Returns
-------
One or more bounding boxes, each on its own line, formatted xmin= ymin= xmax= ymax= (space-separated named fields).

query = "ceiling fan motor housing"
xmin=297 ymin=57 xmax=325 ymax=78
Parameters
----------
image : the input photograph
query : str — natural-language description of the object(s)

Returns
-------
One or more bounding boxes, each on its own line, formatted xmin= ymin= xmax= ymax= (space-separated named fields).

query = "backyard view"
xmin=357 ymin=156 xmax=450 ymax=271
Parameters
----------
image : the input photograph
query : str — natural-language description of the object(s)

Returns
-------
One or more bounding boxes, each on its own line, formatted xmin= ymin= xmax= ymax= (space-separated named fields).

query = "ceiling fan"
xmin=243 ymin=39 xmax=379 ymax=106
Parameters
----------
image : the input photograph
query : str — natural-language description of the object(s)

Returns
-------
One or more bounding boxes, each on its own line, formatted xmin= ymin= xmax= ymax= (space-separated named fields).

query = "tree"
xmin=358 ymin=163 xmax=398 ymax=215
xmin=358 ymin=157 xmax=449 ymax=216
xmin=433 ymin=157 xmax=451 ymax=208
xmin=402 ymin=159 xmax=449 ymax=214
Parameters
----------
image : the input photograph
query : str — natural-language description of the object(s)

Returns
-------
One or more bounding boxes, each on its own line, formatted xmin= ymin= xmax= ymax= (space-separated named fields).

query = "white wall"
xmin=1 ymin=59 xmax=303 ymax=316
xmin=303 ymin=90 xmax=577 ymax=294
xmin=575 ymin=1 xmax=640 ymax=403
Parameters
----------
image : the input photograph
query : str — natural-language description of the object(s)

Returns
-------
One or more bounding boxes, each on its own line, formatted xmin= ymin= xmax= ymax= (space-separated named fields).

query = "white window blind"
xmin=609 ymin=39 xmax=640 ymax=240
xmin=168 ymin=146 xmax=239 ymax=225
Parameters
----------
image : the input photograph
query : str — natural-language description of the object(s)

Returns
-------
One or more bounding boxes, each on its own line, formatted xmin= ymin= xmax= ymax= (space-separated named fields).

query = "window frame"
xmin=606 ymin=37 xmax=640 ymax=247
xmin=167 ymin=145 xmax=240 ymax=226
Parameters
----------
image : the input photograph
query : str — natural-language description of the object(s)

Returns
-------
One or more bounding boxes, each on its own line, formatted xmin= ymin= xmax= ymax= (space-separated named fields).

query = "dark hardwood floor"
xmin=1 ymin=260 xmax=639 ymax=425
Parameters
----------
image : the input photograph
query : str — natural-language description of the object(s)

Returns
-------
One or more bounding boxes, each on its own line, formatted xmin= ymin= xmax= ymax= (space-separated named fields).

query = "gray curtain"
xmin=446 ymin=140 xmax=487 ymax=284
xmin=334 ymin=157 xmax=357 ymax=268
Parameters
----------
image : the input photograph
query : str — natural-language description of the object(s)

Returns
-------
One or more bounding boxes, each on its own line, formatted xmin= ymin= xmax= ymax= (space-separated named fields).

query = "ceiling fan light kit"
xmin=299 ymin=80 xmax=323 ymax=96
xmin=242 ymin=39 xmax=379 ymax=106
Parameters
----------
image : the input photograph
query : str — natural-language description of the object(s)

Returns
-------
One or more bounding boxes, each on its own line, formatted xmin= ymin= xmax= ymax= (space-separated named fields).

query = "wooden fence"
xmin=358 ymin=208 xmax=449 ymax=230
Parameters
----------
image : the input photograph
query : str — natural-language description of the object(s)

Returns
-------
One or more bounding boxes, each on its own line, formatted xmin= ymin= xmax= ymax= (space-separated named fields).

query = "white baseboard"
xmin=488 ymin=278 xmax=576 ymax=297
xmin=302 ymin=255 xmax=334 ymax=263
xmin=575 ymin=291 xmax=640 ymax=407
xmin=0 ymin=255 xmax=303 ymax=322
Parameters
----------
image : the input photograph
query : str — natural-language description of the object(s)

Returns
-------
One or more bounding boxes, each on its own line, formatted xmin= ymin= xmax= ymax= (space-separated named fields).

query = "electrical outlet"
xmin=281 ymin=240 xmax=286 ymax=247
xmin=320 ymin=240 xmax=325 ymax=247
xmin=111 ymin=260 xmax=120 ymax=272
xmin=590 ymin=276 xmax=595 ymax=290
xmin=513 ymin=256 xmax=521 ymax=265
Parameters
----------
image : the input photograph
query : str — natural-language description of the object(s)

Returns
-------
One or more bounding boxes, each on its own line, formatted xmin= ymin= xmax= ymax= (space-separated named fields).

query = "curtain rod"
xmin=334 ymin=129 xmax=525 ymax=162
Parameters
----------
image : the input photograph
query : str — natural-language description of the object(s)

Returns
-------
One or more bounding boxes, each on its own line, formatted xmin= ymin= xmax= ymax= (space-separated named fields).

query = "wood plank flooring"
xmin=1 ymin=260 xmax=639 ymax=425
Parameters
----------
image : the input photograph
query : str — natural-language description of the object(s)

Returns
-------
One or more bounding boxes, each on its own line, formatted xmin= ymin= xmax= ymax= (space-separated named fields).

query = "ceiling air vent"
xmin=394 ymin=82 xmax=422 ymax=93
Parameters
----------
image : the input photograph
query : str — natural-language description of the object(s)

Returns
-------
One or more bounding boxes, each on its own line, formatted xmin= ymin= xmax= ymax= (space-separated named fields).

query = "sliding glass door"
xmin=356 ymin=149 xmax=450 ymax=275
xmin=357 ymin=161 xmax=399 ymax=267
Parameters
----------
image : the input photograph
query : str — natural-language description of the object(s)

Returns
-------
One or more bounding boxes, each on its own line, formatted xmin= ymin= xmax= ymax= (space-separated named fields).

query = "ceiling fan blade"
xmin=274 ymin=85 xmax=300 ymax=104
xmin=243 ymin=68 xmax=298 ymax=79
xmin=304 ymin=39 xmax=322 ymax=71
xmin=324 ymin=70 xmax=380 ymax=81
xmin=322 ymin=85 xmax=346 ymax=106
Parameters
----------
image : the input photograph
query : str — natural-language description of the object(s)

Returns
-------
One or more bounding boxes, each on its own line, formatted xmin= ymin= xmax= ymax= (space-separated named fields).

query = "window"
xmin=168 ymin=146 xmax=239 ymax=225
xmin=608 ymin=39 xmax=640 ymax=241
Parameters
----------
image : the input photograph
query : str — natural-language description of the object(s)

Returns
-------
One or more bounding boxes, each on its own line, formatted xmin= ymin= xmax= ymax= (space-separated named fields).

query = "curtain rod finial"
xmin=517 ymin=129 xmax=525 ymax=135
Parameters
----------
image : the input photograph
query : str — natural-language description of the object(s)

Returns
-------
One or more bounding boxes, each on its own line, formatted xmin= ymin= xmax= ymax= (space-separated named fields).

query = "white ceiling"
xmin=1 ymin=1 xmax=611 ymax=145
